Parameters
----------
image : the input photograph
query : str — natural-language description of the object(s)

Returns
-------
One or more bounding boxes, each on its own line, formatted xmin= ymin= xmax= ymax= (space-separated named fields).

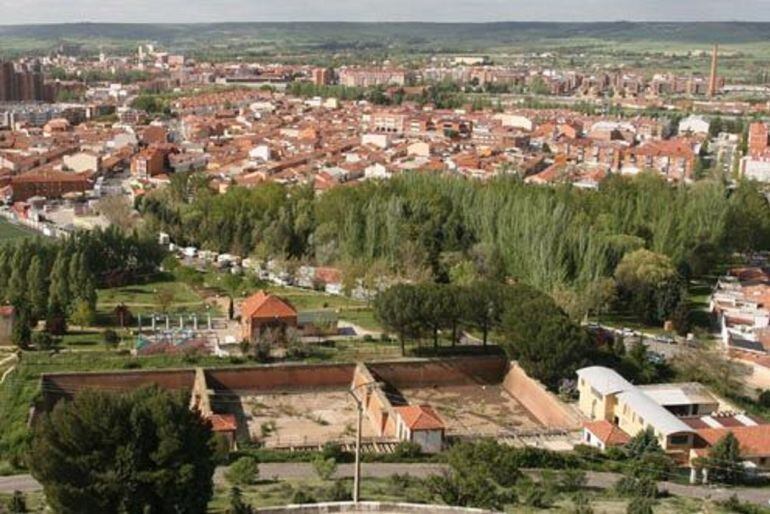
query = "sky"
xmin=0 ymin=0 xmax=769 ymax=24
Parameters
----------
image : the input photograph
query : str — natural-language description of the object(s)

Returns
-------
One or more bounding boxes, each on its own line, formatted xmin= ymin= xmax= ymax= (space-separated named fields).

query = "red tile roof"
xmin=697 ymin=425 xmax=770 ymax=457
xmin=395 ymin=405 xmax=445 ymax=431
xmin=241 ymin=291 xmax=297 ymax=320
xmin=583 ymin=420 xmax=631 ymax=446
xmin=209 ymin=413 xmax=237 ymax=433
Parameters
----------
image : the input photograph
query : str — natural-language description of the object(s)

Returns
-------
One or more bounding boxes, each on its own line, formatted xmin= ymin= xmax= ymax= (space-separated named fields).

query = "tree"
xmin=103 ymin=329 xmax=121 ymax=349
xmin=374 ymin=284 xmax=424 ymax=356
xmin=45 ymin=300 xmax=68 ymax=336
xmin=418 ymin=283 xmax=454 ymax=349
xmin=32 ymin=331 xmax=59 ymax=352
xmin=29 ymin=386 xmax=215 ymax=514
xmin=97 ymin=196 xmax=136 ymax=232
xmin=225 ymin=457 xmax=259 ymax=486
xmin=228 ymin=486 xmax=254 ymax=514
xmin=155 ymin=287 xmax=176 ymax=314
xmin=626 ymin=427 xmax=663 ymax=460
xmin=615 ymin=249 xmax=676 ymax=292
xmin=615 ymin=249 xmax=683 ymax=325
xmin=427 ymin=440 xmax=520 ymax=510
xmin=312 ymin=456 xmax=338 ymax=481
xmin=460 ymin=281 xmax=506 ymax=346
xmin=626 ymin=496 xmax=654 ymax=514
xmin=26 ymin=256 xmax=48 ymax=322
xmin=670 ymin=300 xmax=691 ymax=336
xmin=70 ymin=299 xmax=96 ymax=331
xmin=705 ymin=432 xmax=744 ymax=485
xmin=11 ymin=306 xmax=31 ymax=349
xmin=727 ymin=180 xmax=770 ymax=253
xmin=48 ymin=252 xmax=70 ymax=315
xmin=220 ymin=274 xmax=243 ymax=321
xmin=7 ymin=490 xmax=27 ymax=513
xmin=501 ymin=294 xmax=592 ymax=389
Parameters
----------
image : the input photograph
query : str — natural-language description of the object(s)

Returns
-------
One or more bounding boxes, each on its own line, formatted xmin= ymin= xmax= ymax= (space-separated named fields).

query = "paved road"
xmin=5 ymin=465 xmax=770 ymax=506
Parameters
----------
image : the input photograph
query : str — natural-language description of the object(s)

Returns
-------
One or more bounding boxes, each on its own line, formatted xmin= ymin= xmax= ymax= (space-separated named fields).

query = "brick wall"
xmin=353 ymin=363 xmax=397 ymax=438
xmin=41 ymin=369 xmax=196 ymax=409
xmin=204 ymin=363 xmax=356 ymax=393
xmin=367 ymin=355 xmax=507 ymax=389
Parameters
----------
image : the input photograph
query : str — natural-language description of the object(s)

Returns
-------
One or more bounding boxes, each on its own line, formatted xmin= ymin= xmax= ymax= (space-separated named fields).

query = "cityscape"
xmin=3 ymin=4 xmax=770 ymax=514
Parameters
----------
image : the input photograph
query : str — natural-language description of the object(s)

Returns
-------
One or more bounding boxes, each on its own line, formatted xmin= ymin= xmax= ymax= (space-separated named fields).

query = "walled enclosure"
xmin=38 ymin=356 xmax=581 ymax=443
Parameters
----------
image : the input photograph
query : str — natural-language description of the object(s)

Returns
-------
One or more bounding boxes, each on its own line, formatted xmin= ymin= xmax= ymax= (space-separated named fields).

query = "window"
xmin=669 ymin=435 xmax=690 ymax=446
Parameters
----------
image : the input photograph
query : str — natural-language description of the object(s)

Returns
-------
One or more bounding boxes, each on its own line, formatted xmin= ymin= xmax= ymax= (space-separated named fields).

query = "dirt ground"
xmin=241 ymin=390 xmax=377 ymax=448
xmin=399 ymin=384 xmax=542 ymax=438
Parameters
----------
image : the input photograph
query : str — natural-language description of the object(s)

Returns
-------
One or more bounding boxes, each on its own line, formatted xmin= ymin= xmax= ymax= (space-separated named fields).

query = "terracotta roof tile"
xmin=241 ymin=291 xmax=297 ymax=320
xmin=583 ymin=420 xmax=631 ymax=446
xmin=395 ymin=405 xmax=445 ymax=431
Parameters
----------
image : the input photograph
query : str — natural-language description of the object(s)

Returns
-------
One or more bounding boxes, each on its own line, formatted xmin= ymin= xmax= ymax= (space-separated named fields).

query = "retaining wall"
xmin=367 ymin=354 xmax=507 ymax=389
xmin=204 ymin=363 xmax=356 ymax=393
xmin=502 ymin=362 xmax=582 ymax=429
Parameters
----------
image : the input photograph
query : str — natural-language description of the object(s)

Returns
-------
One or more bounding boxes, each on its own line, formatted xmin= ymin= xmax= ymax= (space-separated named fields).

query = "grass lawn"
xmin=0 ymin=219 xmax=37 ymax=241
xmin=98 ymin=279 xmax=204 ymax=308
xmin=97 ymin=278 xmax=217 ymax=321
xmin=58 ymin=330 xmax=109 ymax=349
xmin=265 ymin=286 xmax=382 ymax=331
xmin=598 ymin=309 xmax=670 ymax=336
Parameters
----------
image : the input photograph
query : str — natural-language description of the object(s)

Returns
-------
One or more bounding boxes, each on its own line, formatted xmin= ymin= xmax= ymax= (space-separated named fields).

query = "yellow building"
xmin=576 ymin=366 xmax=697 ymax=451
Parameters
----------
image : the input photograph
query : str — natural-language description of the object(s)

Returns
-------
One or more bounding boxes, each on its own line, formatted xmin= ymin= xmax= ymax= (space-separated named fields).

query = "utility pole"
xmin=349 ymin=380 xmax=379 ymax=504
xmin=353 ymin=396 xmax=363 ymax=503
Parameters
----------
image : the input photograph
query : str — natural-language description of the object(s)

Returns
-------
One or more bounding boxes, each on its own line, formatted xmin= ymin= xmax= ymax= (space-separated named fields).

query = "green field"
xmin=264 ymin=286 xmax=381 ymax=331
xmin=0 ymin=219 xmax=37 ymax=242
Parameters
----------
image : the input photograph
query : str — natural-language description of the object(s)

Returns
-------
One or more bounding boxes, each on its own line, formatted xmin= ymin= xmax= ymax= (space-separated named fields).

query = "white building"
xmin=678 ymin=115 xmax=711 ymax=136
xmin=394 ymin=405 xmax=445 ymax=454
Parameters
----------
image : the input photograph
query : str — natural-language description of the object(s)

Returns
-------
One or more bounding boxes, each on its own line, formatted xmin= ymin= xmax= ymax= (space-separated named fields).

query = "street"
xmin=4 ymin=464 xmax=770 ymax=506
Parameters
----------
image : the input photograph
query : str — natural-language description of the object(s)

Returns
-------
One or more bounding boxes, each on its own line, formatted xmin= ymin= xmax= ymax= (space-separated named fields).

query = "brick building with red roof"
xmin=240 ymin=291 xmax=298 ymax=342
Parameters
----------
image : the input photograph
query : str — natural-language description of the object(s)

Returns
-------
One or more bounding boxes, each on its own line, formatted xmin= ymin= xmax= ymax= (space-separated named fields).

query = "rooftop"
xmin=576 ymin=366 xmax=633 ymax=396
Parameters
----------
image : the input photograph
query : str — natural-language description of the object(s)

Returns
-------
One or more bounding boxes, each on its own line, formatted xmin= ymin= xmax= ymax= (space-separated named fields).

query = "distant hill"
xmin=1 ymin=22 xmax=770 ymax=54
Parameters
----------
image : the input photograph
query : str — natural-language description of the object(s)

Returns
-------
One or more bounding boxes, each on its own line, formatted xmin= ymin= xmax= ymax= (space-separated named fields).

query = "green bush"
xmin=225 ymin=457 xmax=259 ymax=486
xmin=392 ymin=441 xmax=422 ymax=459
xmin=291 ymin=489 xmax=316 ymax=504
xmin=324 ymin=480 xmax=351 ymax=502
xmin=312 ymin=456 xmax=338 ymax=481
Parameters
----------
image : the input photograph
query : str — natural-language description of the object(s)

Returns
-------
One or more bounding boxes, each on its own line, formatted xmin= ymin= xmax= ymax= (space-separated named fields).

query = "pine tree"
xmin=48 ymin=252 xmax=71 ymax=314
xmin=0 ymin=248 xmax=12 ymax=302
xmin=26 ymin=256 xmax=48 ymax=322
xmin=7 ymin=243 xmax=29 ymax=306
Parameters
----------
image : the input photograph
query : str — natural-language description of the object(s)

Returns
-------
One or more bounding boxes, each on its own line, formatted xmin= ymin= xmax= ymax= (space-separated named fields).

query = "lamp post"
xmin=348 ymin=380 xmax=379 ymax=504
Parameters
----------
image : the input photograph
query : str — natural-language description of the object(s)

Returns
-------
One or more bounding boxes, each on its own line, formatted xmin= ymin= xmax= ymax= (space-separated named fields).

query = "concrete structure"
xmin=37 ymin=356 xmax=578 ymax=454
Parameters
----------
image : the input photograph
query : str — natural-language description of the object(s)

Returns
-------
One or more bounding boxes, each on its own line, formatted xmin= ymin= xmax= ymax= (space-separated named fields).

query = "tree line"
xmin=374 ymin=281 xmax=593 ymax=389
xmin=140 ymin=172 xmax=770 ymax=325
xmin=0 ymin=227 xmax=165 ymax=345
